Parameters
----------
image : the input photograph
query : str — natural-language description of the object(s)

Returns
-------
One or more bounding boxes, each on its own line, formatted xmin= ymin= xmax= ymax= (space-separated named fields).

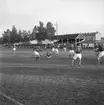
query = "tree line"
xmin=0 ymin=21 xmax=56 ymax=44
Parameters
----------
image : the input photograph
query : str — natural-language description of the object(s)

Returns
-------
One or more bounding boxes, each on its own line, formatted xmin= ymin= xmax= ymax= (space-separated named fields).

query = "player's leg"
xmin=52 ymin=48 xmax=54 ymax=55
xmin=71 ymin=59 xmax=75 ymax=67
xmin=35 ymin=56 xmax=39 ymax=61
xmin=13 ymin=49 xmax=15 ymax=54
xmin=79 ymin=59 xmax=82 ymax=66
xmin=13 ymin=49 xmax=14 ymax=54
xmin=98 ymin=58 xmax=100 ymax=65
xmin=71 ymin=54 xmax=77 ymax=67
xmin=36 ymin=52 xmax=41 ymax=61
xmin=14 ymin=49 xmax=16 ymax=54
xmin=56 ymin=49 xmax=59 ymax=55
xmin=35 ymin=53 xmax=40 ymax=61
xmin=14 ymin=50 xmax=15 ymax=54
xmin=78 ymin=54 xmax=82 ymax=66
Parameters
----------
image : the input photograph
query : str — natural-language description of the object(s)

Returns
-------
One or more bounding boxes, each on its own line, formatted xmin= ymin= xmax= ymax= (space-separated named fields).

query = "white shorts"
xmin=52 ymin=48 xmax=55 ymax=52
xmin=52 ymin=48 xmax=59 ymax=54
xmin=73 ymin=53 xmax=82 ymax=60
xmin=64 ymin=47 xmax=66 ymax=51
xmin=98 ymin=51 xmax=104 ymax=59
xmin=13 ymin=48 xmax=16 ymax=51
xmin=55 ymin=49 xmax=59 ymax=54
xmin=33 ymin=51 xmax=40 ymax=57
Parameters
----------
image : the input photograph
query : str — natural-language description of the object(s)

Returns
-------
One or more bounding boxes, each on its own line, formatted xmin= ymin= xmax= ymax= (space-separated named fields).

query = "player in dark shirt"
xmin=46 ymin=51 xmax=52 ymax=58
xmin=95 ymin=44 xmax=104 ymax=53
xmin=98 ymin=44 xmax=104 ymax=52
xmin=75 ymin=45 xmax=82 ymax=53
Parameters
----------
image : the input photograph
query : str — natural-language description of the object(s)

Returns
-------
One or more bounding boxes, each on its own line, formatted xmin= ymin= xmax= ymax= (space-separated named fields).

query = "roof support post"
xmin=75 ymin=38 xmax=77 ymax=46
xmin=61 ymin=39 xmax=63 ymax=44
xmin=67 ymin=39 xmax=68 ymax=44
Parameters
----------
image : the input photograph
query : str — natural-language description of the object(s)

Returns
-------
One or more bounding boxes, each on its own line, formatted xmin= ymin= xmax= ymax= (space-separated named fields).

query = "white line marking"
xmin=0 ymin=62 xmax=103 ymax=69
xmin=0 ymin=62 xmax=69 ymax=68
xmin=0 ymin=91 xmax=24 ymax=105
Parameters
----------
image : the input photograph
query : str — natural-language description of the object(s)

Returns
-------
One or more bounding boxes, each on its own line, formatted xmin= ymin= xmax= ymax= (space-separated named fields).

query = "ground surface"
xmin=0 ymin=48 xmax=104 ymax=105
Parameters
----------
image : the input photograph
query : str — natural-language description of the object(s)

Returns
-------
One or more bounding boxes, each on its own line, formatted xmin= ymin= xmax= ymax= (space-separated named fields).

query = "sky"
xmin=0 ymin=0 xmax=104 ymax=37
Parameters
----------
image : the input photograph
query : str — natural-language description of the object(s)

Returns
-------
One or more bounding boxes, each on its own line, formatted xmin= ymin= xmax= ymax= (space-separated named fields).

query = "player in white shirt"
xmin=33 ymin=48 xmax=40 ymax=61
xmin=95 ymin=44 xmax=104 ymax=65
xmin=69 ymin=44 xmax=75 ymax=59
xmin=13 ymin=45 xmax=16 ymax=54
xmin=72 ymin=44 xmax=82 ymax=67
xmin=52 ymin=47 xmax=59 ymax=55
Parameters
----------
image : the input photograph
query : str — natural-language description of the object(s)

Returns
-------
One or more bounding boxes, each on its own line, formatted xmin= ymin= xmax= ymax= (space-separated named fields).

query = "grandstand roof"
xmin=52 ymin=32 xmax=98 ymax=40
xmin=52 ymin=34 xmax=79 ymax=40
xmin=81 ymin=32 xmax=98 ymax=36
xmin=95 ymin=40 xmax=104 ymax=44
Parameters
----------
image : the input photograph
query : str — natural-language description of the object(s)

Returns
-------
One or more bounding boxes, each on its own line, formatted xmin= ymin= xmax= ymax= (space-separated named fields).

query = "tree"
xmin=21 ymin=30 xmax=30 ymax=42
xmin=18 ymin=29 xmax=22 ymax=42
xmin=27 ymin=30 xmax=31 ymax=41
xmin=31 ymin=26 xmax=38 ymax=40
xmin=35 ymin=21 xmax=47 ymax=42
xmin=0 ymin=37 xmax=3 ymax=44
xmin=2 ymin=29 xmax=11 ymax=44
xmin=46 ymin=22 xmax=56 ymax=40
xmin=10 ymin=25 xmax=18 ymax=43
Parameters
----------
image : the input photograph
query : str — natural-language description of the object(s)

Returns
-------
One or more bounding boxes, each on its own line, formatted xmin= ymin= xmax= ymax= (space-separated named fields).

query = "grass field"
xmin=0 ymin=48 xmax=104 ymax=105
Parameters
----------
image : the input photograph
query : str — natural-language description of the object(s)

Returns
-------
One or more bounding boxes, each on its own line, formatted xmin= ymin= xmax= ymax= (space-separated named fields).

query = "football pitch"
xmin=0 ymin=48 xmax=104 ymax=105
